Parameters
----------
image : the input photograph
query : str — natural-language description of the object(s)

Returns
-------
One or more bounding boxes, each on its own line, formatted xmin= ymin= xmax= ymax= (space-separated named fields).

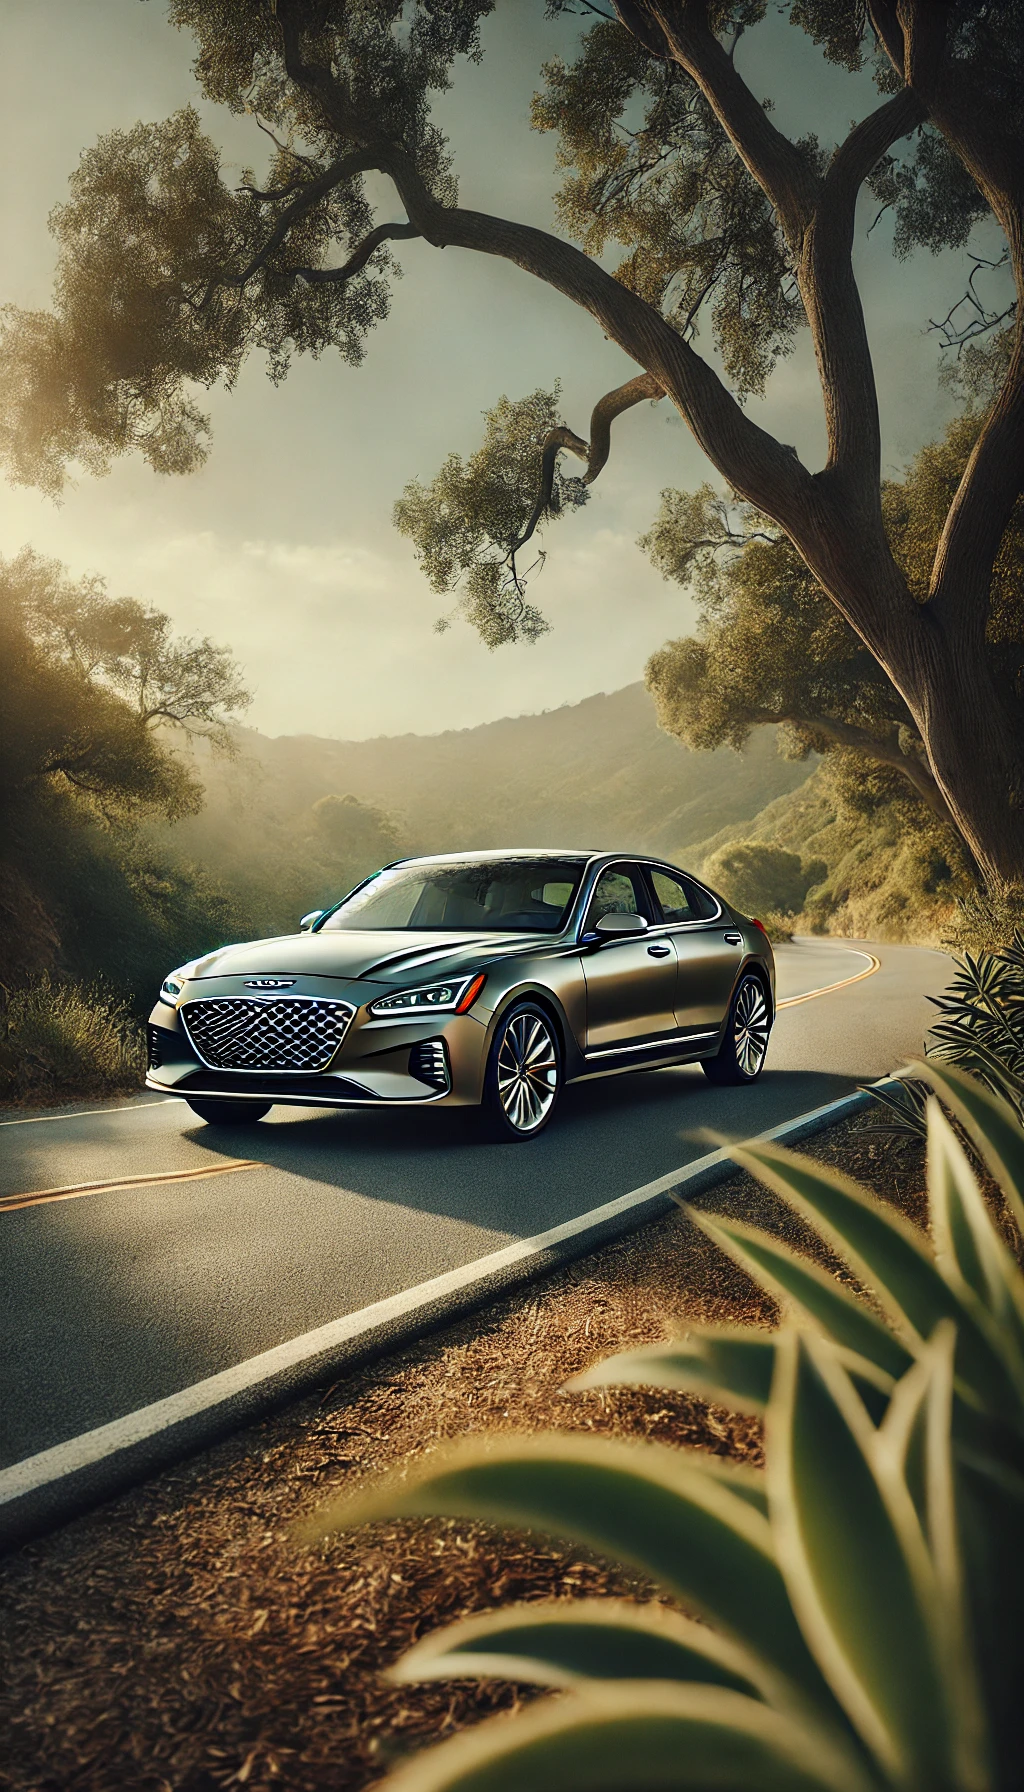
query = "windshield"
xmin=320 ymin=859 xmax=586 ymax=932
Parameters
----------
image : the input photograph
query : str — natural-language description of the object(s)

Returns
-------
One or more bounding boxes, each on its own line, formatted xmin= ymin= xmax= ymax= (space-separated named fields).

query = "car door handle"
xmin=723 ymin=931 xmax=743 ymax=945
xmin=647 ymin=943 xmax=672 ymax=957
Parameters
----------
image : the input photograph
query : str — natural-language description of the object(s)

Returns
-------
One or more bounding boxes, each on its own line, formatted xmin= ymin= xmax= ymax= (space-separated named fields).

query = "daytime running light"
xmin=369 ymin=972 xmax=485 ymax=1018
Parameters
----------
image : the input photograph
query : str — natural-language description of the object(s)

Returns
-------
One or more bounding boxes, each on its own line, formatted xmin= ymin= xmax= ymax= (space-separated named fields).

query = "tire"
xmin=480 ymin=1001 xmax=562 ymax=1141
xmin=184 ymin=1098 xmax=272 ymax=1125
xmin=702 ymin=974 xmax=771 ymax=1085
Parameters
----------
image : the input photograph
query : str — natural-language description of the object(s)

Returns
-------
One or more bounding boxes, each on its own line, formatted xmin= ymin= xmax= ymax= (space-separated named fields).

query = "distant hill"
xmin=165 ymin=683 xmax=815 ymax=872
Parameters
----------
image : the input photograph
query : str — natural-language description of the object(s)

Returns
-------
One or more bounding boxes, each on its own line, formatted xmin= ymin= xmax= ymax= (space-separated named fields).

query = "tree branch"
xmin=376 ymin=144 xmax=813 ymax=530
xmin=287 ymin=221 xmax=420 ymax=285
xmin=755 ymin=707 xmax=959 ymax=829
xmin=640 ymin=1 xmax=820 ymax=249
xmin=803 ymin=88 xmax=924 ymax=479
xmin=516 ymin=372 xmax=665 ymax=553
xmin=225 ymin=147 xmax=385 ymax=290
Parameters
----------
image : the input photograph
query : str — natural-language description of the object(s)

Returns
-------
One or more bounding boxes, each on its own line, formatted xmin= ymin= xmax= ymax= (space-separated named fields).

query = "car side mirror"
xmin=299 ymin=909 xmax=324 ymax=933
xmin=593 ymin=912 xmax=649 ymax=940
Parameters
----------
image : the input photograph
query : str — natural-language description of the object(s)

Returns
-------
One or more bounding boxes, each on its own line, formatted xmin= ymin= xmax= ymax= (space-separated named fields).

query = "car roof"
xmin=387 ymin=849 xmax=690 ymax=871
xmin=391 ymin=848 xmax=598 ymax=867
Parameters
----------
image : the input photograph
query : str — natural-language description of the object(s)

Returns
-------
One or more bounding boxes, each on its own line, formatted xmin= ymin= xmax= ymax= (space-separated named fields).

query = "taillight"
xmin=751 ymin=918 xmax=768 ymax=936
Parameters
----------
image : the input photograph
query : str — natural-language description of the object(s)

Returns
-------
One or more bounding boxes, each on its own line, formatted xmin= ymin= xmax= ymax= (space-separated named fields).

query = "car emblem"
xmin=243 ymin=977 xmax=296 ymax=989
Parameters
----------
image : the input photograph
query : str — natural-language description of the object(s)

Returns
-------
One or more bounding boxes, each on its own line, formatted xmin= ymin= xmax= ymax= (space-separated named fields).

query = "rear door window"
xmin=650 ymin=868 xmax=719 ymax=924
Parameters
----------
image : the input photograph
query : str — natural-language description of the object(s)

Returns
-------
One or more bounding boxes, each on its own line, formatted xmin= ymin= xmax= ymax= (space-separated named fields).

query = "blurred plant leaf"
xmin=390 ymin=1597 xmax=769 ymax=1698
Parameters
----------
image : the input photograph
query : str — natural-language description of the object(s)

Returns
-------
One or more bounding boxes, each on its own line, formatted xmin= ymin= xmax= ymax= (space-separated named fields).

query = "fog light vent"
xmin=409 ymin=1038 xmax=450 ymax=1092
xmin=147 ymin=1025 xmax=163 ymax=1070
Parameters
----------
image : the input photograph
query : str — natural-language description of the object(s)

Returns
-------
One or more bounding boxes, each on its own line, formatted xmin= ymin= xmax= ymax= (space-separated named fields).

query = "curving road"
xmin=0 ymin=938 xmax=948 ymax=1511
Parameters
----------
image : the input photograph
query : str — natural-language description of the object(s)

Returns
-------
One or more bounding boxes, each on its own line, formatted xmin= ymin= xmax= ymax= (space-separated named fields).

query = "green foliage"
xmin=0 ymin=555 xmax=202 ymax=828
xmin=394 ymin=388 xmax=589 ymax=646
xmin=642 ymin=402 xmax=1024 ymax=818
xmin=689 ymin=755 xmax=971 ymax=945
xmin=0 ymin=977 xmax=145 ymax=1104
xmin=532 ymin=18 xmax=804 ymax=399
xmin=702 ymin=841 xmax=824 ymax=917
xmin=871 ymin=934 xmax=1024 ymax=1138
xmin=0 ymin=3 xmax=494 ymax=493
xmin=316 ymin=1072 xmax=1024 ymax=1790
xmin=0 ymin=547 xmax=253 ymax=1014
xmin=311 ymin=792 xmax=402 ymax=878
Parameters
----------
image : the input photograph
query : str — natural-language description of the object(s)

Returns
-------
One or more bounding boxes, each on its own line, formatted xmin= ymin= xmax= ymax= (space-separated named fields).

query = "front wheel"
xmin=184 ymin=1098 xmax=271 ymax=1125
xmin=480 ymin=1002 xmax=562 ymax=1141
xmin=702 ymin=975 xmax=771 ymax=1085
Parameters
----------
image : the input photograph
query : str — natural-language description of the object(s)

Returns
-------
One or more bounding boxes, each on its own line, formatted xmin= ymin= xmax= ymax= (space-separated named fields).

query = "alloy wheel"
xmin=495 ymin=1010 xmax=559 ymax=1133
xmin=733 ymin=976 xmax=770 ymax=1077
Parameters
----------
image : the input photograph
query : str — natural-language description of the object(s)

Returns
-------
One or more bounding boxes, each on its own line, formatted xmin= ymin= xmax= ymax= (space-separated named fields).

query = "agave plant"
xmin=870 ymin=934 xmax=1024 ymax=1137
xmin=307 ymin=1060 xmax=1024 ymax=1791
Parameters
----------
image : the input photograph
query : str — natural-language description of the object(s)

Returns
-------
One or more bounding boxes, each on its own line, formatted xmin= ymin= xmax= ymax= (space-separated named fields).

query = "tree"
xmin=310 ymin=791 xmax=402 ymax=878
xmin=701 ymin=839 xmax=825 ymax=914
xmin=12 ymin=548 xmax=251 ymax=751
xmin=643 ymin=384 xmax=1024 ymax=843
xmin=1 ymin=3 xmax=1022 ymax=886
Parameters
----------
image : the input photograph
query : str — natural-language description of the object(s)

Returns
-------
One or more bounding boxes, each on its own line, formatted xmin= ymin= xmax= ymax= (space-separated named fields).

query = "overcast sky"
xmin=0 ymin=1 xmax=1002 ymax=739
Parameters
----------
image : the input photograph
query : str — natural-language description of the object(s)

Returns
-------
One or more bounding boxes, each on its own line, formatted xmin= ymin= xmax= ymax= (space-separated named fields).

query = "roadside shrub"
xmin=871 ymin=931 xmax=1024 ymax=1137
xmin=313 ymin=1061 xmax=1024 ymax=1791
xmin=0 ymin=976 xmax=145 ymax=1104
xmin=702 ymin=841 xmax=824 ymax=917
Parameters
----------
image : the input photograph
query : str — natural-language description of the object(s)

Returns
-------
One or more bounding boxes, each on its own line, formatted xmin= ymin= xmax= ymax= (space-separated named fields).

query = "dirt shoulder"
xmin=0 ymin=1118 xmax=924 ymax=1792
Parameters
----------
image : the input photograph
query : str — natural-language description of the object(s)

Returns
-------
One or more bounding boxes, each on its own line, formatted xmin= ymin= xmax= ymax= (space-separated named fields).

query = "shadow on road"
xmin=182 ymin=1064 xmax=858 ymax=1234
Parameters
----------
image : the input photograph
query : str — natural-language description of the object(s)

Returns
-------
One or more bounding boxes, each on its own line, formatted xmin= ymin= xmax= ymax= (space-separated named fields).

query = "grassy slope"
xmin=687 ymin=764 xmax=962 ymax=944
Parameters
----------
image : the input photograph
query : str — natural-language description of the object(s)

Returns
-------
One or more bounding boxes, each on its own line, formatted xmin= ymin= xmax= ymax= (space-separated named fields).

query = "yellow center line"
xmin=0 ymin=1160 xmax=260 ymax=1215
xmin=776 ymin=952 xmax=881 ymax=1009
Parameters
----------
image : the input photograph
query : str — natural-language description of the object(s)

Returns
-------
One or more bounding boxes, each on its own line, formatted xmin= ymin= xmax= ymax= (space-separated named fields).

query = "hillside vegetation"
xmin=687 ymin=759 xmax=966 ymax=944
xmin=150 ymin=686 xmax=813 ymax=939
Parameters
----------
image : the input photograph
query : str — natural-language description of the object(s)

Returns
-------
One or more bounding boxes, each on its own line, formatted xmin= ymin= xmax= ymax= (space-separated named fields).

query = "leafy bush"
xmin=0 ymin=977 xmax=145 ymax=1104
xmin=311 ymin=1061 xmax=1024 ymax=1791
xmin=702 ymin=841 xmax=825 ymax=917
xmin=871 ymin=933 xmax=1024 ymax=1137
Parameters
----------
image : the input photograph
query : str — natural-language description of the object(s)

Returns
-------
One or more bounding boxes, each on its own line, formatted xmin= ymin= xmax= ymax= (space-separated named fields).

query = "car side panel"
xmin=670 ymin=923 xmax=748 ymax=1031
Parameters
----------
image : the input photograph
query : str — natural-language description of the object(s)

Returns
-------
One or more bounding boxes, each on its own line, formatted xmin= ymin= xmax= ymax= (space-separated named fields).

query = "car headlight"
xmin=368 ymin=972 xmax=485 ymax=1019
xmin=159 ymin=971 xmax=187 ymax=1005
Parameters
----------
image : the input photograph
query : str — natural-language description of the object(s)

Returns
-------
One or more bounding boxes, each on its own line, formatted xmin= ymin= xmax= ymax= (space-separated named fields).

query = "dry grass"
xmin=0 ymin=979 xmax=145 ymax=1106
xmin=0 ymin=1120 xmax=925 ymax=1791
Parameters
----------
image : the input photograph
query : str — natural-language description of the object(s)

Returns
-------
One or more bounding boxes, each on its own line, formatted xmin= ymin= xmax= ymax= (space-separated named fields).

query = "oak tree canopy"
xmin=1 ymin=2 xmax=1021 ymax=887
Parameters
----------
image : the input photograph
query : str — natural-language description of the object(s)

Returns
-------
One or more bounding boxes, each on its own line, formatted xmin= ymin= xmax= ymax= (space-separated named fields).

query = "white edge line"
xmin=0 ymin=1088 xmax=870 ymax=1509
xmin=0 ymin=1100 xmax=178 ymax=1128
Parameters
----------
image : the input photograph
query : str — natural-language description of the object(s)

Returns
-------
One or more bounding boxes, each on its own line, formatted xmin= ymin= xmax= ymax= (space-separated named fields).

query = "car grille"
xmin=181 ymin=997 xmax=355 ymax=1073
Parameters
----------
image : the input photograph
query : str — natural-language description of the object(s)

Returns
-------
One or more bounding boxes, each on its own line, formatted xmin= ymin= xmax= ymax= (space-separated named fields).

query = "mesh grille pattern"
xmin=181 ymin=997 xmax=355 ymax=1072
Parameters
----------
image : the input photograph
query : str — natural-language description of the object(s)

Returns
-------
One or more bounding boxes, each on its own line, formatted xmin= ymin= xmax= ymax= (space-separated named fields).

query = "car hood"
xmin=185 ymin=928 xmax=552 ymax=986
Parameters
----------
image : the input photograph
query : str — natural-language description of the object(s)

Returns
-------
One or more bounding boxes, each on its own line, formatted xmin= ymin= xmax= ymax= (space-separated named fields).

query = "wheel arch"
xmin=484 ymin=983 xmax=575 ymax=1073
xmin=736 ymin=957 xmax=775 ymax=1026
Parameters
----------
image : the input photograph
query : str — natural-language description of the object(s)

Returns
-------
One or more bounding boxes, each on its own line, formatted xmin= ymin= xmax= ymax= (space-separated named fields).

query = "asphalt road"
xmin=0 ymin=938 xmax=949 ymax=1475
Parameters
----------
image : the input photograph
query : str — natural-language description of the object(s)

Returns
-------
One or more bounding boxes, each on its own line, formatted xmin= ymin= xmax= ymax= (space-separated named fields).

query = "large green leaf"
xmin=685 ymin=1209 xmax=912 ymax=1380
xmin=769 ymin=1332 xmax=988 ymax=1791
xmin=391 ymin=1598 xmax=769 ymax=1699
xmin=727 ymin=1140 xmax=1024 ymax=1422
xmin=910 ymin=1059 xmax=1024 ymax=1235
xmin=573 ymin=1327 xmax=895 ymax=1425
xmin=379 ymin=1683 xmax=879 ymax=1792
xmin=309 ymin=1435 xmax=832 ymax=1710
xmin=570 ymin=1330 xmax=776 ymax=1412
xmin=926 ymin=1099 xmax=1024 ymax=1357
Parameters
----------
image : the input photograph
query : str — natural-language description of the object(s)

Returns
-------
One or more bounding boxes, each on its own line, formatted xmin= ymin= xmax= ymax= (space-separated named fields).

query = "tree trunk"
xmin=903 ymin=634 xmax=1024 ymax=892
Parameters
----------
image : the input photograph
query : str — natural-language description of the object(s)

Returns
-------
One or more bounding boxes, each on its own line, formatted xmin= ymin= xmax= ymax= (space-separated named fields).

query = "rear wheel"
xmin=184 ymin=1098 xmax=271 ymax=1125
xmin=702 ymin=975 xmax=771 ymax=1085
xmin=481 ymin=1002 xmax=561 ymax=1141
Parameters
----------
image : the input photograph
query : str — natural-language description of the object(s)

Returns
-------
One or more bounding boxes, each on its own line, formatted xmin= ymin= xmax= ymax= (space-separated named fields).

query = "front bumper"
xmin=146 ymin=979 xmax=492 ymax=1108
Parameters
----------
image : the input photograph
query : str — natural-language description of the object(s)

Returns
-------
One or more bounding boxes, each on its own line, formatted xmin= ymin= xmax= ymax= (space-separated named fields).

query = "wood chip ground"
xmin=0 ymin=1121 xmax=925 ymax=1791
